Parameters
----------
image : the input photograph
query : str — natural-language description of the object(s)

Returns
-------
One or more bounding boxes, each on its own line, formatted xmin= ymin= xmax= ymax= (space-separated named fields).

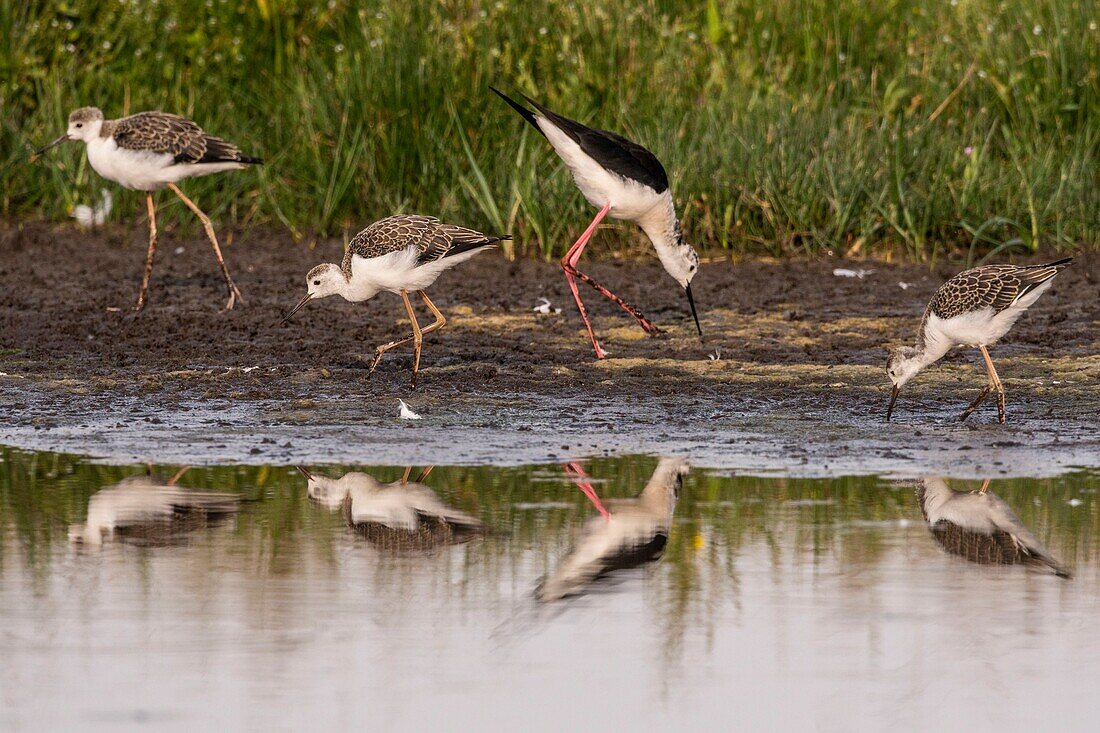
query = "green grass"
xmin=1 ymin=0 xmax=1097 ymax=261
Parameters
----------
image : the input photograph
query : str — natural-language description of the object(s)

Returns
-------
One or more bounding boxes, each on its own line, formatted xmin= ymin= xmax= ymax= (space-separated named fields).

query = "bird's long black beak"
xmin=281 ymin=293 xmax=312 ymax=324
xmin=295 ymin=465 xmax=313 ymax=481
xmin=33 ymin=134 xmax=70 ymax=158
xmin=886 ymin=385 xmax=900 ymax=421
xmin=684 ymin=285 xmax=703 ymax=338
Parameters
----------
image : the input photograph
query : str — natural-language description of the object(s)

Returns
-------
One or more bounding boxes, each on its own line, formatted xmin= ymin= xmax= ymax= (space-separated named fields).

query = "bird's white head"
xmin=304 ymin=263 xmax=346 ymax=299
xmin=886 ymin=345 xmax=925 ymax=389
xmin=885 ymin=345 xmax=928 ymax=420
xmin=34 ymin=107 xmax=104 ymax=157
xmin=282 ymin=263 xmax=346 ymax=323
xmin=65 ymin=107 xmax=105 ymax=142
xmin=298 ymin=466 xmax=348 ymax=509
xmin=666 ymin=243 xmax=699 ymax=290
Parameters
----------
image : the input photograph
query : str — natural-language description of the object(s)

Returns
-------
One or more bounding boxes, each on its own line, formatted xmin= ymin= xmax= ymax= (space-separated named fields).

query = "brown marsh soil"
xmin=1 ymin=221 xmax=1097 ymax=475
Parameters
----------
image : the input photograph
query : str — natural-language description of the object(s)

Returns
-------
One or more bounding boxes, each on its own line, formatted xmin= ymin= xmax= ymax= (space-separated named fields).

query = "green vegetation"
xmin=2 ymin=1 xmax=1097 ymax=260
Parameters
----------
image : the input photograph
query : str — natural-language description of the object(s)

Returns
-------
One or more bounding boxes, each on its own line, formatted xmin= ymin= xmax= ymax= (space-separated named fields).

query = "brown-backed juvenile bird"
xmin=36 ymin=107 xmax=262 ymax=310
xmin=282 ymin=214 xmax=509 ymax=386
xmin=886 ymin=258 xmax=1073 ymax=423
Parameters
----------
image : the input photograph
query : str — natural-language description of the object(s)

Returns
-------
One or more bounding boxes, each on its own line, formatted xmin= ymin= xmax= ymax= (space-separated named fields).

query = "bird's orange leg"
xmin=368 ymin=291 xmax=446 ymax=382
xmin=136 ymin=193 xmax=158 ymax=311
xmin=166 ymin=183 xmax=243 ymax=310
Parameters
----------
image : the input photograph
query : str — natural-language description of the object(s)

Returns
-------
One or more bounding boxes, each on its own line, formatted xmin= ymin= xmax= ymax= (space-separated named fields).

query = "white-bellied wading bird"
xmin=886 ymin=258 xmax=1073 ymax=423
xmin=917 ymin=477 xmax=1070 ymax=577
xmin=490 ymin=88 xmax=701 ymax=359
xmin=35 ymin=107 xmax=261 ymax=310
xmin=68 ymin=472 xmax=239 ymax=547
xmin=536 ymin=457 xmax=687 ymax=602
xmin=282 ymin=214 xmax=509 ymax=386
xmin=296 ymin=466 xmax=483 ymax=550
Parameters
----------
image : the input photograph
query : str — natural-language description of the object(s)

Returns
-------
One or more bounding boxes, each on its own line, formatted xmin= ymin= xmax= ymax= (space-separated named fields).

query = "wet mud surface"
xmin=1 ymin=222 xmax=1097 ymax=475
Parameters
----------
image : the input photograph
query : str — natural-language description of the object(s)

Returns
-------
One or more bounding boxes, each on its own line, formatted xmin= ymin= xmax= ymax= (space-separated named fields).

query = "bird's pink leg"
xmin=563 ymin=462 xmax=611 ymax=522
xmin=561 ymin=205 xmax=662 ymax=349
xmin=561 ymin=205 xmax=612 ymax=359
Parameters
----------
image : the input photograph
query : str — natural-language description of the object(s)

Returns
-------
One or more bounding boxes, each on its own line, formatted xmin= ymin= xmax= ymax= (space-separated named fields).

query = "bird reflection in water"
xmin=917 ymin=477 xmax=1070 ymax=578
xmin=297 ymin=465 xmax=484 ymax=551
xmin=68 ymin=467 xmax=240 ymax=547
xmin=537 ymin=457 xmax=688 ymax=602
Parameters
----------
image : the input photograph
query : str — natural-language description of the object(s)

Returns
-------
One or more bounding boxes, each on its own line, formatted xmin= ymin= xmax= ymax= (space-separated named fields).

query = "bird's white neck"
xmin=636 ymin=194 xmax=687 ymax=284
xmin=914 ymin=328 xmax=953 ymax=368
xmin=636 ymin=193 xmax=680 ymax=252
xmin=918 ymin=478 xmax=956 ymax=520
xmin=639 ymin=458 xmax=686 ymax=518
xmin=328 ymin=266 xmax=379 ymax=302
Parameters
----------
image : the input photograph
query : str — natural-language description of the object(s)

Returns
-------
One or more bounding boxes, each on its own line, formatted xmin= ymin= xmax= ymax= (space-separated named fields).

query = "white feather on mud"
xmin=398 ymin=400 xmax=422 ymax=420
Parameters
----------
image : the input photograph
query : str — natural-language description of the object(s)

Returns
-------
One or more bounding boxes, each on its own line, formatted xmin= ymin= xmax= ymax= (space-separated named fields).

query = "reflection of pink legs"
xmin=563 ymin=462 xmax=610 ymax=522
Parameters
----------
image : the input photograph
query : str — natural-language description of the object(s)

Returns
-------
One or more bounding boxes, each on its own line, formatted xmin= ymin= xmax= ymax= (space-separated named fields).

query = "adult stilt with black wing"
xmin=886 ymin=258 xmax=1073 ymax=423
xmin=491 ymin=88 xmax=701 ymax=359
xmin=282 ymin=214 xmax=509 ymax=386
xmin=35 ymin=107 xmax=262 ymax=310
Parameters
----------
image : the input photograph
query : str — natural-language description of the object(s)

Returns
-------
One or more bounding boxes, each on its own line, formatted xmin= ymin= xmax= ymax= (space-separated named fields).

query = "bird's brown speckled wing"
xmin=920 ymin=258 xmax=1073 ymax=332
xmin=343 ymin=215 xmax=441 ymax=269
xmin=108 ymin=111 xmax=245 ymax=165
xmin=343 ymin=215 xmax=504 ymax=275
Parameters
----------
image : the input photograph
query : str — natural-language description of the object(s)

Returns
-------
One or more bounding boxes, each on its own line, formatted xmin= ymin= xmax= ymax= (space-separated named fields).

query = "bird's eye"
xmin=313 ymin=280 xmax=320 ymax=286
xmin=75 ymin=123 xmax=82 ymax=128
xmin=689 ymin=265 xmax=696 ymax=272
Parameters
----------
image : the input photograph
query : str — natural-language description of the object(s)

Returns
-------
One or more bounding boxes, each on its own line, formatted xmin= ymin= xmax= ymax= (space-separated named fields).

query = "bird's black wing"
xmin=417 ymin=224 xmax=509 ymax=265
xmin=492 ymin=88 xmax=669 ymax=193
xmin=345 ymin=214 xmax=440 ymax=262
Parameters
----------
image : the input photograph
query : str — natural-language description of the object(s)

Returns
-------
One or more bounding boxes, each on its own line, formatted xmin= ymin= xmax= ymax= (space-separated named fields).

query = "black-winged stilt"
xmin=537 ymin=457 xmax=687 ymax=601
xmin=917 ymin=477 xmax=1070 ymax=577
xmin=297 ymin=466 xmax=483 ymax=550
xmin=68 ymin=471 xmax=239 ymax=547
xmin=491 ymin=88 xmax=701 ymax=359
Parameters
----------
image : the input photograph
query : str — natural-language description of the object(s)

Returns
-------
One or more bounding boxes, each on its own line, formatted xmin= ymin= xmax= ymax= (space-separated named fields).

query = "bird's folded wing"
xmin=929 ymin=263 xmax=1066 ymax=318
xmin=346 ymin=214 xmax=440 ymax=261
xmin=111 ymin=112 xmax=237 ymax=164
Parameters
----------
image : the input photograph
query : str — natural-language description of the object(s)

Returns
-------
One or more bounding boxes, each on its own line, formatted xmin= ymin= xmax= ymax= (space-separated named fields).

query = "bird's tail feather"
xmin=442 ymin=235 xmax=510 ymax=259
xmin=490 ymin=87 xmax=546 ymax=139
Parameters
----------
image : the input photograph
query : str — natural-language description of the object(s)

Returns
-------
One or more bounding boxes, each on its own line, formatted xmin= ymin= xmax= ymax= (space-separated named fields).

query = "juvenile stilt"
xmin=885 ymin=258 xmax=1073 ymax=422
xmin=282 ymin=214 xmax=506 ymax=386
xmin=34 ymin=107 xmax=261 ymax=309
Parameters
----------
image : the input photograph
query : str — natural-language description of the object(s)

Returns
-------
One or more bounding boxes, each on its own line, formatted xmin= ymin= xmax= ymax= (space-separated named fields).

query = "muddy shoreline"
xmin=1 ymin=222 xmax=1097 ymax=475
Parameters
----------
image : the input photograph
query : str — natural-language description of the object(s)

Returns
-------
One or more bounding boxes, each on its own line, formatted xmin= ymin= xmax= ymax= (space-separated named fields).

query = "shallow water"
xmin=2 ymin=448 xmax=1099 ymax=731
